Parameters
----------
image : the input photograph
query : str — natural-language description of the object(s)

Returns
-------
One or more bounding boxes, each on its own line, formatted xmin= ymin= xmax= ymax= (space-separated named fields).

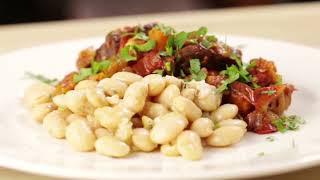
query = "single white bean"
xmin=206 ymin=126 xmax=246 ymax=147
xmin=94 ymin=107 xmax=121 ymax=132
xmin=141 ymin=101 xmax=169 ymax=119
xmin=31 ymin=103 xmax=56 ymax=123
xmin=141 ymin=116 xmax=154 ymax=130
xmin=191 ymin=118 xmax=214 ymax=138
xmin=218 ymin=119 xmax=247 ymax=129
xmin=211 ymin=104 xmax=238 ymax=122
xmin=105 ymin=94 xmax=120 ymax=106
xmin=165 ymin=75 xmax=183 ymax=89
xmin=65 ymin=119 xmax=96 ymax=151
xmin=85 ymin=87 xmax=108 ymax=108
xmin=23 ymin=82 xmax=55 ymax=108
xmin=43 ymin=110 xmax=67 ymax=139
xmin=122 ymin=81 xmax=148 ymax=113
xmin=86 ymin=114 xmax=102 ymax=130
xmin=181 ymin=88 xmax=197 ymax=101
xmin=176 ymin=130 xmax=203 ymax=161
xmin=115 ymin=121 xmax=133 ymax=143
xmin=74 ymin=80 xmax=98 ymax=90
xmin=143 ymin=74 xmax=166 ymax=96
xmin=195 ymin=90 xmax=222 ymax=112
xmin=160 ymin=144 xmax=180 ymax=157
xmin=150 ymin=112 xmax=188 ymax=144
xmin=112 ymin=72 xmax=143 ymax=85
xmin=52 ymin=94 xmax=67 ymax=108
xmin=98 ymin=78 xmax=128 ymax=98
xmin=64 ymin=90 xmax=94 ymax=116
xmin=95 ymin=135 xmax=130 ymax=157
xmin=155 ymin=84 xmax=180 ymax=109
xmin=171 ymin=96 xmax=202 ymax=122
xmin=132 ymin=128 xmax=157 ymax=152
xmin=95 ymin=128 xmax=113 ymax=138
xmin=66 ymin=114 xmax=86 ymax=124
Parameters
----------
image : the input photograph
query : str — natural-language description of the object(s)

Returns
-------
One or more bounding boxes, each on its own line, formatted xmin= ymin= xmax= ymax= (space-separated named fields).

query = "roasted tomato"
xmin=148 ymin=28 xmax=168 ymax=51
xmin=248 ymin=58 xmax=278 ymax=87
xmin=131 ymin=51 xmax=164 ymax=76
xmin=55 ymin=72 xmax=77 ymax=95
xmin=246 ymin=111 xmax=278 ymax=134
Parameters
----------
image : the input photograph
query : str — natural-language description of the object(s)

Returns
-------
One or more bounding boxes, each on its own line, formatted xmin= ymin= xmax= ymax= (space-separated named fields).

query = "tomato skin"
xmin=131 ymin=51 xmax=164 ymax=76
xmin=148 ymin=29 xmax=168 ymax=51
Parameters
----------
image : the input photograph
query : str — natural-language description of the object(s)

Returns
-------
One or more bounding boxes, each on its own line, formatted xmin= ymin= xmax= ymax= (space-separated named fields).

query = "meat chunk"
xmin=131 ymin=51 xmax=163 ymax=76
xmin=248 ymin=58 xmax=278 ymax=87
xmin=95 ymin=30 xmax=122 ymax=61
xmin=55 ymin=72 xmax=77 ymax=94
xmin=76 ymin=47 xmax=96 ymax=69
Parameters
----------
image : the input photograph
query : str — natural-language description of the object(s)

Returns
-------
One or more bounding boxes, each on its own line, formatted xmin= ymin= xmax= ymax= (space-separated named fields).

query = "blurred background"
xmin=0 ymin=0 xmax=318 ymax=25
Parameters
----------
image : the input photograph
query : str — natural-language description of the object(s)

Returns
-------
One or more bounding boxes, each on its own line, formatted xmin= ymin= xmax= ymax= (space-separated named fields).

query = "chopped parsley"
xmin=195 ymin=26 xmax=208 ymax=36
xmin=74 ymin=60 xmax=112 ymax=83
xmin=275 ymin=75 xmax=283 ymax=85
xmin=257 ymin=152 xmax=265 ymax=157
xmin=119 ymin=45 xmax=137 ymax=62
xmin=261 ymin=90 xmax=276 ymax=95
xmin=266 ymin=136 xmax=275 ymax=142
xmin=272 ymin=115 xmax=305 ymax=133
xmin=91 ymin=60 xmax=111 ymax=74
xmin=73 ymin=68 xmax=93 ymax=83
xmin=174 ymin=31 xmax=189 ymax=50
xmin=25 ymin=72 xmax=58 ymax=85
xmin=152 ymin=69 xmax=164 ymax=75
xmin=189 ymin=59 xmax=207 ymax=81
xmin=160 ymin=35 xmax=174 ymax=57
xmin=155 ymin=24 xmax=175 ymax=35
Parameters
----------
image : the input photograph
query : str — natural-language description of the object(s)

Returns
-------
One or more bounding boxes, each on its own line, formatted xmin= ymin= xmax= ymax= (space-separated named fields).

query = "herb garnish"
xmin=133 ymin=32 xmax=149 ymax=41
xmin=189 ymin=59 xmax=207 ymax=81
xmin=272 ymin=115 xmax=305 ymax=133
xmin=73 ymin=60 xmax=112 ymax=83
xmin=120 ymin=45 xmax=137 ymax=62
xmin=261 ymin=90 xmax=276 ymax=96
xmin=134 ymin=39 xmax=156 ymax=52
xmin=25 ymin=72 xmax=58 ymax=85
xmin=174 ymin=31 xmax=189 ymax=50
xmin=73 ymin=68 xmax=93 ymax=83
xmin=257 ymin=152 xmax=265 ymax=157
xmin=266 ymin=136 xmax=275 ymax=142
xmin=92 ymin=60 xmax=111 ymax=74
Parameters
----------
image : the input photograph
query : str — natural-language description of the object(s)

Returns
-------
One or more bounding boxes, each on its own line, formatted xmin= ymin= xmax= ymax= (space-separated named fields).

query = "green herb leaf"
xmin=120 ymin=45 xmax=137 ymax=62
xmin=261 ymin=90 xmax=276 ymax=96
xmin=252 ymin=82 xmax=261 ymax=89
xmin=189 ymin=59 xmax=207 ymax=81
xmin=196 ymin=26 xmax=208 ymax=36
xmin=92 ymin=60 xmax=111 ymax=74
xmin=206 ymin=35 xmax=218 ymax=42
xmin=266 ymin=136 xmax=275 ymax=142
xmin=152 ymin=69 xmax=164 ymax=75
xmin=134 ymin=39 xmax=156 ymax=52
xmin=25 ymin=72 xmax=58 ymax=85
xmin=155 ymin=24 xmax=175 ymax=35
xmin=175 ymin=31 xmax=189 ymax=49
xmin=216 ymin=65 xmax=243 ymax=93
xmin=257 ymin=152 xmax=265 ymax=157
xmin=133 ymin=32 xmax=149 ymax=41
xmin=73 ymin=68 xmax=93 ymax=83
xmin=272 ymin=115 xmax=305 ymax=133
xmin=275 ymin=75 xmax=283 ymax=85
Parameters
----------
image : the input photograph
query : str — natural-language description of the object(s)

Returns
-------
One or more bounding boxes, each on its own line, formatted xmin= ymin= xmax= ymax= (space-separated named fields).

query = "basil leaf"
xmin=134 ymin=39 xmax=156 ymax=52
xmin=175 ymin=31 xmax=188 ymax=49
xmin=120 ymin=45 xmax=137 ymax=62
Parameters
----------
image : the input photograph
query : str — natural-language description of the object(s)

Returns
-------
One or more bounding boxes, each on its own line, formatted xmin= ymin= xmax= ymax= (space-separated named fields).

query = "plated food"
xmin=23 ymin=23 xmax=302 ymax=160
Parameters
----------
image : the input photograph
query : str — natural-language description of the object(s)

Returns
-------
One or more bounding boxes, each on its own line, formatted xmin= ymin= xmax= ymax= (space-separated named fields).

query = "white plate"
xmin=0 ymin=36 xmax=320 ymax=180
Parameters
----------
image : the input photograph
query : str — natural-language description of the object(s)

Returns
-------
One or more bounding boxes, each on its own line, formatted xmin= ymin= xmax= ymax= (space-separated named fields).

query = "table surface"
xmin=0 ymin=2 xmax=320 ymax=180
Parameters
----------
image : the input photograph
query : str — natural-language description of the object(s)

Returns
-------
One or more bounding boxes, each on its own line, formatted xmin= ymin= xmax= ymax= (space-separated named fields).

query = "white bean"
xmin=206 ymin=126 xmax=246 ymax=147
xmin=181 ymin=88 xmax=197 ymax=101
xmin=98 ymin=78 xmax=128 ymax=98
xmin=23 ymin=82 xmax=55 ymax=108
xmin=160 ymin=144 xmax=180 ymax=157
xmin=218 ymin=119 xmax=247 ymax=129
xmin=150 ymin=112 xmax=188 ymax=144
xmin=142 ymin=116 xmax=154 ymax=130
xmin=86 ymin=114 xmax=102 ymax=130
xmin=66 ymin=114 xmax=86 ymax=124
xmin=52 ymin=94 xmax=67 ymax=108
xmin=85 ymin=87 xmax=108 ymax=108
xmin=141 ymin=102 xmax=169 ymax=119
xmin=165 ymin=75 xmax=183 ymax=89
xmin=95 ymin=128 xmax=113 ymax=138
xmin=64 ymin=90 xmax=94 ymax=116
xmin=176 ymin=130 xmax=203 ymax=161
xmin=211 ymin=104 xmax=238 ymax=122
xmin=95 ymin=135 xmax=130 ymax=157
xmin=31 ymin=103 xmax=56 ymax=123
xmin=171 ymin=96 xmax=202 ymax=122
xmin=105 ymin=94 xmax=120 ymax=106
xmin=43 ymin=110 xmax=67 ymax=139
xmin=132 ymin=128 xmax=157 ymax=152
xmin=122 ymin=81 xmax=148 ymax=113
xmin=143 ymin=74 xmax=166 ymax=96
xmin=154 ymin=84 xmax=180 ymax=109
xmin=74 ymin=80 xmax=98 ymax=90
xmin=195 ymin=90 xmax=222 ymax=112
xmin=111 ymin=72 xmax=143 ymax=85
xmin=94 ymin=107 xmax=121 ymax=132
xmin=191 ymin=118 xmax=214 ymax=138
xmin=115 ymin=121 xmax=133 ymax=143
xmin=65 ymin=119 xmax=96 ymax=151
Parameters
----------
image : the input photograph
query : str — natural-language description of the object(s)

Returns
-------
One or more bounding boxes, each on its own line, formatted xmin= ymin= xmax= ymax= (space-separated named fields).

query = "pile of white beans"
xmin=23 ymin=72 xmax=247 ymax=160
